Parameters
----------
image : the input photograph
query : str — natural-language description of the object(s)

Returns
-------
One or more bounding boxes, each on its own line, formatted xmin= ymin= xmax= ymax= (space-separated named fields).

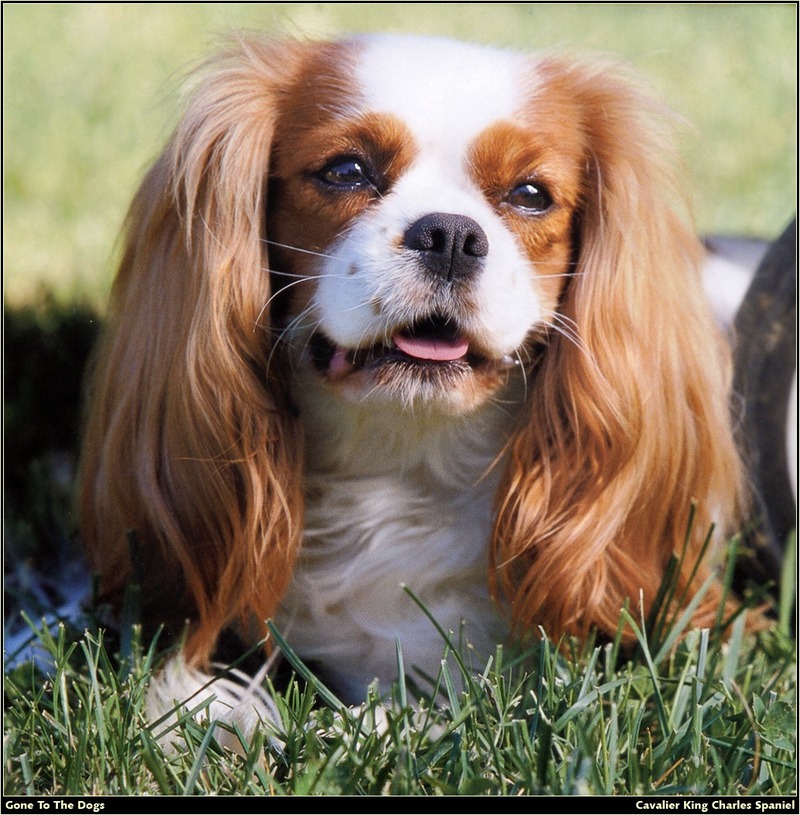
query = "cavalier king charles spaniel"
xmin=80 ymin=34 xmax=750 ymax=729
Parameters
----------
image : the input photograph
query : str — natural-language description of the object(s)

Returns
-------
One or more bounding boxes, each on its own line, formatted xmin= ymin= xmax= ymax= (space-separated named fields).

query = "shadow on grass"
xmin=4 ymin=296 xmax=100 ymax=593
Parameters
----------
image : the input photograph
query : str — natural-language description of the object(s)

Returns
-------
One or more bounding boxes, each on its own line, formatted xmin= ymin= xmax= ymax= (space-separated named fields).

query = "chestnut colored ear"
xmin=80 ymin=38 xmax=310 ymax=664
xmin=492 ymin=59 xmax=746 ymax=644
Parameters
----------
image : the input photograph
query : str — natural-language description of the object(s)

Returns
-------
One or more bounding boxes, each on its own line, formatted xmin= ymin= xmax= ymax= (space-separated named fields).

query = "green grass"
xmin=3 ymin=2 xmax=796 ymax=306
xmin=3 ymin=585 xmax=796 ymax=797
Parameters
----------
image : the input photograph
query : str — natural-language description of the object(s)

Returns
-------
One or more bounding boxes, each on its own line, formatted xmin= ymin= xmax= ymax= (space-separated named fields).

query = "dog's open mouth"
xmin=309 ymin=315 xmax=494 ymax=379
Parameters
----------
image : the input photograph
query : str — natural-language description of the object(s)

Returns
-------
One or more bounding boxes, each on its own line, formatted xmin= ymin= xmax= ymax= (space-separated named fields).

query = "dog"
xmin=80 ymin=33 xmax=759 ymax=728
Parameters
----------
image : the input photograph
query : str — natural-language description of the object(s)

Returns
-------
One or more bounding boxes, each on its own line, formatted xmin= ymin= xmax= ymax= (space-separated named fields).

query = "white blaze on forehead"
xmin=354 ymin=35 xmax=527 ymax=153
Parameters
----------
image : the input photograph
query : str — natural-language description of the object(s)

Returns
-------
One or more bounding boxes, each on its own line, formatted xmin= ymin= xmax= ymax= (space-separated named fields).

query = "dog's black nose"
xmin=403 ymin=213 xmax=489 ymax=282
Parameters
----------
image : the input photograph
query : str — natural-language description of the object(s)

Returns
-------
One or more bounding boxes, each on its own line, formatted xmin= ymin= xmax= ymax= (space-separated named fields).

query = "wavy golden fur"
xmin=80 ymin=35 xmax=746 ymax=672
xmin=490 ymin=59 xmax=746 ymax=641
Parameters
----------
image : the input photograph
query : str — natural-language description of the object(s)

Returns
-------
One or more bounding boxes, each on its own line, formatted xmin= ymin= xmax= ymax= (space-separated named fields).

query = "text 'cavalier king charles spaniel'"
xmin=80 ymin=34 xmax=751 ymax=729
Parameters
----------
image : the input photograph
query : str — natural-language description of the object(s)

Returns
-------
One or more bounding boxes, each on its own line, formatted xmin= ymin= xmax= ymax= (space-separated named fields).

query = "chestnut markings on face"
xmin=267 ymin=41 xmax=418 ymax=316
xmin=467 ymin=117 xmax=583 ymax=317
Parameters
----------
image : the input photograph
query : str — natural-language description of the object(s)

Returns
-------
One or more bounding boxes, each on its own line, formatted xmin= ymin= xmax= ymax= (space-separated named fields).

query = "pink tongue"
xmin=393 ymin=333 xmax=469 ymax=362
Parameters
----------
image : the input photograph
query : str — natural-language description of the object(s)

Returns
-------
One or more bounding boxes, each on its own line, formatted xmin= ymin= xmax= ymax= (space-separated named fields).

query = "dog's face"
xmin=268 ymin=36 xmax=584 ymax=413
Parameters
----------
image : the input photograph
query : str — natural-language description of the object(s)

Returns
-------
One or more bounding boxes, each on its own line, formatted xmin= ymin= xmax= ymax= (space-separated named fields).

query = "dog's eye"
xmin=317 ymin=157 xmax=374 ymax=191
xmin=506 ymin=182 xmax=553 ymax=214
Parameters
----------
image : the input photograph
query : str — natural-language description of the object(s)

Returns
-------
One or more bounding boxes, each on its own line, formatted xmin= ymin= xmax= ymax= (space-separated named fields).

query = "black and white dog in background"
xmin=704 ymin=220 xmax=796 ymax=594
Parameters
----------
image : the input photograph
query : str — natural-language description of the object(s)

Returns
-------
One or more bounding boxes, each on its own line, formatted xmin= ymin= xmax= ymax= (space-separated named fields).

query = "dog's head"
xmin=268 ymin=36 xmax=584 ymax=414
xmin=81 ymin=35 xmax=745 ymax=662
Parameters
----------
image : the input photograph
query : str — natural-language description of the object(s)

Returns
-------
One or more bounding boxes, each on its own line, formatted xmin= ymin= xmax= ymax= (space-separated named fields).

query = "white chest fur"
xmin=276 ymin=373 xmax=521 ymax=702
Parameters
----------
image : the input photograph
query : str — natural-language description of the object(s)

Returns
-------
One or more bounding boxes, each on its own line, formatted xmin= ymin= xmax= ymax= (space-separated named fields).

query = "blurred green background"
xmin=3 ymin=2 xmax=797 ymax=307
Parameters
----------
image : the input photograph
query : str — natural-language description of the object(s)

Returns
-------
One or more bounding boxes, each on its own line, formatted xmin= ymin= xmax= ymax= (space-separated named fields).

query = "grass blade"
xmin=266 ymin=621 xmax=347 ymax=715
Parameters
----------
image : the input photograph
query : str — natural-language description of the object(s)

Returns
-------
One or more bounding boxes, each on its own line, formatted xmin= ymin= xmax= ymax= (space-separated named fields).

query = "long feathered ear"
xmin=80 ymin=38 xmax=309 ymax=664
xmin=492 ymin=59 xmax=746 ymax=645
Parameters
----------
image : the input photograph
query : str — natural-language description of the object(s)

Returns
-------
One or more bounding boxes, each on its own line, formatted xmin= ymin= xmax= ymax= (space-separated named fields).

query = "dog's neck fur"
xmin=275 ymin=367 xmax=525 ymax=701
